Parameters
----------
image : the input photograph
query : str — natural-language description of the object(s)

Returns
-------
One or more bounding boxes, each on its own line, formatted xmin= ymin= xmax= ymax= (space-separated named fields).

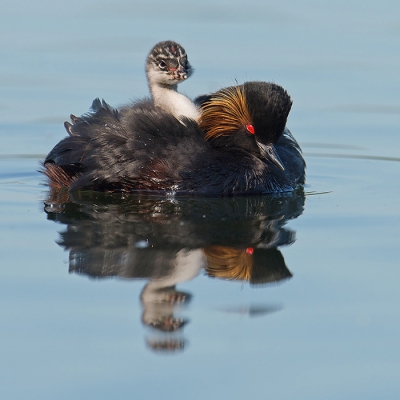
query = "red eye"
xmin=245 ymin=247 xmax=254 ymax=255
xmin=246 ymin=124 xmax=255 ymax=134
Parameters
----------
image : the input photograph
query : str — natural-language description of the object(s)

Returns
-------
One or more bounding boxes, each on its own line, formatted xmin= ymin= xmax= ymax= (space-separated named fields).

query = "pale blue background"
xmin=1 ymin=1 xmax=400 ymax=399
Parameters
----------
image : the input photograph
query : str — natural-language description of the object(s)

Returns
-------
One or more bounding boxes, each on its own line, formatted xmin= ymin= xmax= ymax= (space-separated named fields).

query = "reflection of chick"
xmin=146 ymin=338 xmax=185 ymax=352
xmin=140 ymin=249 xmax=205 ymax=332
xmin=203 ymin=246 xmax=292 ymax=285
xmin=140 ymin=289 xmax=189 ymax=333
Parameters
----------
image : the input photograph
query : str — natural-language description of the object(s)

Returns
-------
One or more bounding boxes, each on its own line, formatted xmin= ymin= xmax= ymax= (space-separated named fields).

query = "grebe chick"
xmin=145 ymin=40 xmax=199 ymax=121
xmin=64 ymin=41 xmax=198 ymax=135
xmin=43 ymin=81 xmax=305 ymax=195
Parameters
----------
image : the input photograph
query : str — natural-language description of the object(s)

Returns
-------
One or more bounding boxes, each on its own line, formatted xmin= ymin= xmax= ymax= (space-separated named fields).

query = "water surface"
xmin=1 ymin=1 xmax=400 ymax=399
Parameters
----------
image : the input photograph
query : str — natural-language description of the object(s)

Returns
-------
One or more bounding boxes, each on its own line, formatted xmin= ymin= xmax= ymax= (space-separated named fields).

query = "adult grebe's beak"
xmin=258 ymin=143 xmax=285 ymax=170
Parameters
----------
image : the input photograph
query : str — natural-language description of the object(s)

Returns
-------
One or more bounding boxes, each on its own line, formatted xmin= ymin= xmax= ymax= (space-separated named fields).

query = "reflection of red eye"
xmin=245 ymin=247 xmax=254 ymax=255
xmin=246 ymin=124 xmax=255 ymax=134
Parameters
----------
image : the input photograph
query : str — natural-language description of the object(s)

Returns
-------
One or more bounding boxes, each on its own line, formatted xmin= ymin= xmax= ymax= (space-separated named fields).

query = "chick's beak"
xmin=258 ymin=143 xmax=285 ymax=170
xmin=170 ymin=66 xmax=187 ymax=81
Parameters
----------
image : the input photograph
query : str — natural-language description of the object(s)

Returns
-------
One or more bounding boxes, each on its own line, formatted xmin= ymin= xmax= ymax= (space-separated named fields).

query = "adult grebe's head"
xmin=146 ymin=40 xmax=193 ymax=87
xmin=198 ymin=82 xmax=292 ymax=169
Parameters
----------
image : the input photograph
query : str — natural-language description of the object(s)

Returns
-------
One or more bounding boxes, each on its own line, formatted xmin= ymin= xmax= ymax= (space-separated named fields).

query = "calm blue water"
xmin=1 ymin=1 xmax=400 ymax=399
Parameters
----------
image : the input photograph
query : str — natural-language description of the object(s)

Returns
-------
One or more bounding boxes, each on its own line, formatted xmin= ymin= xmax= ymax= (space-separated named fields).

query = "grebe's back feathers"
xmin=63 ymin=98 xmax=120 ymax=137
xmin=45 ymin=101 xmax=207 ymax=192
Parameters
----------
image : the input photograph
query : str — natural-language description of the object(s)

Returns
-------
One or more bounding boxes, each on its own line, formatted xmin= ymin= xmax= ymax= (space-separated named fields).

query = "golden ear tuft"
xmin=199 ymin=86 xmax=252 ymax=141
xmin=203 ymin=246 xmax=254 ymax=281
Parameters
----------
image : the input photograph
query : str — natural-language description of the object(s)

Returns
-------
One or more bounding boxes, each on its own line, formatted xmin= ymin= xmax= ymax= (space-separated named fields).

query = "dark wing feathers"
xmin=63 ymin=98 xmax=120 ymax=136
xmin=44 ymin=99 xmax=208 ymax=192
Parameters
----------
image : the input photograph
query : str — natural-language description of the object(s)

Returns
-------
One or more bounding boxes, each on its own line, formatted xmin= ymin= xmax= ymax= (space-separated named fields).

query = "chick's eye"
xmin=158 ymin=60 xmax=167 ymax=69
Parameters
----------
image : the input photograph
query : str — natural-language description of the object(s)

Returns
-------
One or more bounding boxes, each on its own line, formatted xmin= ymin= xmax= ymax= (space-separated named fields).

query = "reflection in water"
xmin=44 ymin=190 xmax=305 ymax=353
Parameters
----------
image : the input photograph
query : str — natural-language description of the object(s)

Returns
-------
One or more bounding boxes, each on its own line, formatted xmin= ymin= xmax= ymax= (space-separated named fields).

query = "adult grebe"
xmin=43 ymin=81 xmax=305 ymax=195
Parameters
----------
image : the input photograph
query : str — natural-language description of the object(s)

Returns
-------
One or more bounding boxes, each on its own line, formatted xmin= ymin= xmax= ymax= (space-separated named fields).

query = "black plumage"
xmin=43 ymin=81 xmax=305 ymax=196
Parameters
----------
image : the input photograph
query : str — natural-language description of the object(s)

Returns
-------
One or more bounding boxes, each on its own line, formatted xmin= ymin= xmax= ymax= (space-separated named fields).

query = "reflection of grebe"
xmin=44 ymin=193 xmax=305 ymax=353
xmin=146 ymin=338 xmax=185 ymax=352
xmin=203 ymin=246 xmax=292 ymax=284
xmin=43 ymin=82 xmax=305 ymax=195
xmin=140 ymin=249 xmax=205 ymax=332
xmin=204 ymin=246 xmax=254 ymax=281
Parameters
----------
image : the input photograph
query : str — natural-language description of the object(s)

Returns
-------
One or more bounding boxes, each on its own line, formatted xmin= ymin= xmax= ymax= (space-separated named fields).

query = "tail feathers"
xmin=42 ymin=162 xmax=78 ymax=189
xmin=45 ymin=133 xmax=90 ymax=165
xmin=43 ymin=134 xmax=93 ymax=190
